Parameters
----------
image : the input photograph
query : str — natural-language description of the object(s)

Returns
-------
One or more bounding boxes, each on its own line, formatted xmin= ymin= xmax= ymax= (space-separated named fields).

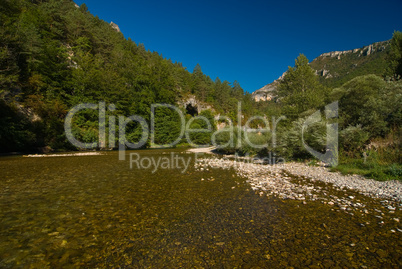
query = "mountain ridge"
xmin=252 ymin=40 xmax=390 ymax=102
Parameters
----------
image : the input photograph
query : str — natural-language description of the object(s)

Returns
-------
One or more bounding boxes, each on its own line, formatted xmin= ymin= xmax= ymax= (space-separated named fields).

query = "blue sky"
xmin=74 ymin=0 xmax=402 ymax=93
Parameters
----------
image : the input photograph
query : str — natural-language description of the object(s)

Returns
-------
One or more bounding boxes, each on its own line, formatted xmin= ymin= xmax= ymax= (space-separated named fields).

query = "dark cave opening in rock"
xmin=186 ymin=104 xmax=198 ymax=116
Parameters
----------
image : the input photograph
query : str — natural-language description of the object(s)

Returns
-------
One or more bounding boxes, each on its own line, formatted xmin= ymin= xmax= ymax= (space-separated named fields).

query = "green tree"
xmin=0 ymin=0 xmax=255 ymax=152
xmin=187 ymin=110 xmax=216 ymax=146
xmin=339 ymin=125 xmax=370 ymax=156
xmin=385 ymin=31 xmax=402 ymax=80
xmin=333 ymin=75 xmax=391 ymax=137
xmin=277 ymin=54 xmax=327 ymax=119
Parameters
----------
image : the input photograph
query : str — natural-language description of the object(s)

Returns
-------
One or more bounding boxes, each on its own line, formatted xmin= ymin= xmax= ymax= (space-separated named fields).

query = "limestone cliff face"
xmin=317 ymin=41 xmax=388 ymax=59
xmin=253 ymin=40 xmax=390 ymax=101
xmin=252 ymin=81 xmax=279 ymax=102
xmin=311 ymin=40 xmax=389 ymax=82
xmin=251 ymin=72 xmax=285 ymax=102
xmin=110 ymin=22 xmax=121 ymax=33
xmin=178 ymin=95 xmax=214 ymax=115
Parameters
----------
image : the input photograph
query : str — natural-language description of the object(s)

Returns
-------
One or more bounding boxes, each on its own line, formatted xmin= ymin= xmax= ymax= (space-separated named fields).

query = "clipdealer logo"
xmin=64 ymin=101 xmax=338 ymax=170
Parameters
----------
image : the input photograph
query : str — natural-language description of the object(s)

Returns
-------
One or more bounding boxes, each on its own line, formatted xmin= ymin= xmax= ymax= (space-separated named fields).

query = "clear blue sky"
xmin=74 ymin=0 xmax=402 ymax=93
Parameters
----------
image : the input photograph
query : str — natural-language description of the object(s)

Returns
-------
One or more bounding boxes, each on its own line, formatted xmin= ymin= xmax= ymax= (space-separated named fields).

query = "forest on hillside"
xmin=0 ymin=0 xmax=253 ymax=152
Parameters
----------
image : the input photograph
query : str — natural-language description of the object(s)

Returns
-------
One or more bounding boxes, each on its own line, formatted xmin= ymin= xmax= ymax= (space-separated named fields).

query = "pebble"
xmin=195 ymin=158 xmax=402 ymax=203
xmin=194 ymin=157 xmax=401 ymax=225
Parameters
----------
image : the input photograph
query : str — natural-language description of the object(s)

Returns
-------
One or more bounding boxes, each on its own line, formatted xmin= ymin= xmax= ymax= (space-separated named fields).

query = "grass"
xmin=331 ymin=135 xmax=401 ymax=181
xmin=331 ymin=157 xmax=402 ymax=181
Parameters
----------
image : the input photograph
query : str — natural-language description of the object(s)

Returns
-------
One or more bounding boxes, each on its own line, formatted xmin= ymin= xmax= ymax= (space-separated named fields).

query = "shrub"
xmin=279 ymin=117 xmax=327 ymax=160
xmin=340 ymin=125 xmax=370 ymax=156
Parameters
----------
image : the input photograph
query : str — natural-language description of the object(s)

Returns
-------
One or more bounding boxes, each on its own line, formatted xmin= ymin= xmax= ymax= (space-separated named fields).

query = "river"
xmin=0 ymin=149 xmax=400 ymax=268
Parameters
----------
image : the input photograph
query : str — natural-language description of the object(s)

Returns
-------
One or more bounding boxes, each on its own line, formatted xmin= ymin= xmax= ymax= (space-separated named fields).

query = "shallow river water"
xmin=0 ymin=149 xmax=400 ymax=268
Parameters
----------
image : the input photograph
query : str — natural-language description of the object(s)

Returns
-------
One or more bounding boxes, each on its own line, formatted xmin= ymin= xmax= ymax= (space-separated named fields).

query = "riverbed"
xmin=0 ymin=149 xmax=401 ymax=268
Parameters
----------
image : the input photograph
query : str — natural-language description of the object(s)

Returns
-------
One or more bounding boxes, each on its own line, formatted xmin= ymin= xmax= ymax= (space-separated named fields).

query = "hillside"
xmin=252 ymin=40 xmax=390 ymax=101
xmin=310 ymin=40 xmax=390 ymax=87
xmin=0 ymin=0 xmax=253 ymax=152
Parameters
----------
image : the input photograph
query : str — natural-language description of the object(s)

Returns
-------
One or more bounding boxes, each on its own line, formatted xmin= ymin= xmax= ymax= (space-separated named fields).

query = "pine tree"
xmin=386 ymin=31 xmax=402 ymax=80
xmin=277 ymin=54 xmax=326 ymax=119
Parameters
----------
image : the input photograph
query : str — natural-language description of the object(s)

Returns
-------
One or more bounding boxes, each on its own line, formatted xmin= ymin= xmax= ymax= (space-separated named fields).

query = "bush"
xmin=385 ymin=164 xmax=402 ymax=178
xmin=340 ymin=125 xmax=370 ymax=156
xmin=213 ymin=127 xmax=272 ymax=156
xmin=279 ymin=116 xmax=327 ymax=160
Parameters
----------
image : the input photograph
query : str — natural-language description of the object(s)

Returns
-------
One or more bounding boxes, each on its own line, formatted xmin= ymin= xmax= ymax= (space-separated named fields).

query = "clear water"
xmin=0 ymin=149 xmax=400 ymax=268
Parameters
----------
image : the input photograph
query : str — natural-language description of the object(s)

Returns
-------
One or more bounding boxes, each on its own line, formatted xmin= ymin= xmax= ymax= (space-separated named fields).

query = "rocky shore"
xmin=23 ymin=152 xmax=103 ymax=157
xmin=195 ymin=156 xmax=401 ymax=231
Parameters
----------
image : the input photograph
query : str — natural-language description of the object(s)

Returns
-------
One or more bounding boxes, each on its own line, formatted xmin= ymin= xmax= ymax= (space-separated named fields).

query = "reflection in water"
xmin=0 ymin=149 xmax=400 ymax=268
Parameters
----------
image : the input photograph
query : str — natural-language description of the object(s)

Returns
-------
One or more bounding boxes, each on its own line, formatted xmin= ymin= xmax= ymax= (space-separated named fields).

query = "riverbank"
xmin=195 ymin=157 xmax=402 ymax=202
xmin=195 ymin=156 xmax=401 ymax=229
xmin=186 ymin=146 xmax=216 ymax=154
xmin=23 ymin=152 xmax=103 ymax=157
xmin=191 ymin=149 xmax=402 ymax=201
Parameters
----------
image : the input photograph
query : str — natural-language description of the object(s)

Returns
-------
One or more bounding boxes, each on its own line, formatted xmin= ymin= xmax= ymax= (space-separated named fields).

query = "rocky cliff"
xmin=310 ymin=40 xmax=389 ymax=85
xmin=110 ymin=22 xmax=121 ymax=33
xmin=252 ymin=74 xmax=284 ymax=102
xmin=252 ymin=40 xmax=390 ymax=102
